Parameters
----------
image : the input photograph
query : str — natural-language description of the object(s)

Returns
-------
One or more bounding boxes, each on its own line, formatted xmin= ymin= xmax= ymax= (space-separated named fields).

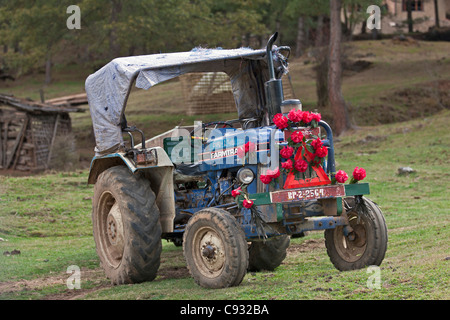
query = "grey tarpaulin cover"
xmin=86 ymin=47 xmax=284 ymax=154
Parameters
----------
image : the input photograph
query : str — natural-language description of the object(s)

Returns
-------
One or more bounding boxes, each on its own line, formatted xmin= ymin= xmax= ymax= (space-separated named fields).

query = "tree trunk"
xmin=328 ymin=0 xmax=351 ymax=136
xmin=434 ymin=0 xmax=440 ymax=28
xmin=406 ymin=0 xmax=413 ymax=33
xmin=109 ymin=0 xmax=123 ymax=58
xmin=315 ymin=15 xmax=324 ymax=47
xmin=45 ymin=51 xmax=52 ymax=85
xmin=295 ymin=16 xmax=305 ymax=58
xmin=315 ymin=49 xmax=328 ymax=108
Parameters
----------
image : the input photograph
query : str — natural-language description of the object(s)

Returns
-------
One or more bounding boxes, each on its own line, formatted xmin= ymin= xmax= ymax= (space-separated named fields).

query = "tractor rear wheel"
xmin=92 ymin=166 xmax=162 ymax=284
xmin=183 ymin=208 xmax=248 ymax=288
xmin=325 ymin=197 xmax=387 ymax=271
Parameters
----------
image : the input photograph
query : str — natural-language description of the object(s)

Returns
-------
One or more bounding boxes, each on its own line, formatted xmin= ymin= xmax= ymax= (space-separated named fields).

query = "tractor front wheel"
xmin=325 ymin=197 xmax=387 ymax=271
xmin=183 ymin=208 xmax=248 ymax=288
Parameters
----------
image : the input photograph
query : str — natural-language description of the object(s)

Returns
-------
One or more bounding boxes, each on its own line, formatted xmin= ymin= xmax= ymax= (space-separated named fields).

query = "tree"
xmin=434 ymin=0 xmax=440 ymax=28
xmin=0 ymin=0 xmax=78 ymax=84
xmin=406 ymin=0 xmax=413 ymax=32
xmin=328 ymin=0 xmax=351 ymax=135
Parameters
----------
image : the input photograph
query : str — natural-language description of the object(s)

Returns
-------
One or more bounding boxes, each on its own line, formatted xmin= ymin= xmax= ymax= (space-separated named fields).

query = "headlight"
xmin=237 ymin=168 xmax=255 ymax=185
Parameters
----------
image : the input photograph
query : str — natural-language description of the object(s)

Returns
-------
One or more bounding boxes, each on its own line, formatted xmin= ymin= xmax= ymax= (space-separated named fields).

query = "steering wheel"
xmin=190 ymin=121 xmax=234 ymax=141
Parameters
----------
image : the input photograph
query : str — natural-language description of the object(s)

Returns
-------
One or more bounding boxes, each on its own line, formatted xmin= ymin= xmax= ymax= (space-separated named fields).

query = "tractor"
xmin=85 ymin=33 xmax=387 ymax=289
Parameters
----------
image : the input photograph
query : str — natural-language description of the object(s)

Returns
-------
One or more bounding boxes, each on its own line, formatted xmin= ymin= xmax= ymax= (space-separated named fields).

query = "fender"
xmin=88 ymin=147 xmax=175 ymax=233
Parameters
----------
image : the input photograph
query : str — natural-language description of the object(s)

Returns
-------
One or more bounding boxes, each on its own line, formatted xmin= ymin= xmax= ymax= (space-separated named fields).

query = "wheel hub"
xmin=334 ymin=212 xmax=368 ymax=263
xmin=201 ymin=244 xmax=216 ymax=259
xmin=106 ymin=203 xmax=124 ymax=258
xmin=197 ymin=230 xmax=225 ymax=274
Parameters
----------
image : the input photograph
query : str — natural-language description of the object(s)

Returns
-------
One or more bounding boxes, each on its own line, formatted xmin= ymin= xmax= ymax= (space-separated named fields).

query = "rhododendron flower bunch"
xmin=273 ymin=109 xmax=327 ymax=177
xmin=237 ymin=141 xmax=256 ymax=164
xmin=351 ymin=167 xmax=366 ymax=184
xmin=331 ymin=167 xmax=367 ymax=185
xmin=259 ymin=167 xmax=281 ymax=185
xmin=232 ymin=185 xmax=254 ymax=208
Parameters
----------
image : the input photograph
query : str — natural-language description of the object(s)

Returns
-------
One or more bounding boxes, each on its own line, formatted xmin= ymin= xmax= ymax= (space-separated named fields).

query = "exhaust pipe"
xmin=265 ymin=32 xmax=284 ymax=121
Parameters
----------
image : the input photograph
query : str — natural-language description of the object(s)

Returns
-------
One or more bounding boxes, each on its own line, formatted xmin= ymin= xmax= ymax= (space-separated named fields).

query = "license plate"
xmin=270 ymin=185 xmax=345 ymax=203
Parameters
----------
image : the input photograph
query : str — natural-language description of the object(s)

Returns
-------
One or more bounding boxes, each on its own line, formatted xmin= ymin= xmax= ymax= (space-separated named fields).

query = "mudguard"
xmin=87 ymin=147 xmax=175 ymax=233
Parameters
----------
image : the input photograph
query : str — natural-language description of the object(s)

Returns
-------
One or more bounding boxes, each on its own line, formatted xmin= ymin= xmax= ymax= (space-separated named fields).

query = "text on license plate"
xmin=270 ymin=185 xmax=345 ymax=203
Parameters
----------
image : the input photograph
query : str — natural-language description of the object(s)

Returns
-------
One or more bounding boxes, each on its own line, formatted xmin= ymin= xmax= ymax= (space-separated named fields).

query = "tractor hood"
xmin=85 ymin=46 xmax=286 ymax=154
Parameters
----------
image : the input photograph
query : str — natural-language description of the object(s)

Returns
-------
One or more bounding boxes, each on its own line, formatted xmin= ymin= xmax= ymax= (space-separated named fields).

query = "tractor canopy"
xmin=85 ymin=46 xmax=287 ymax=154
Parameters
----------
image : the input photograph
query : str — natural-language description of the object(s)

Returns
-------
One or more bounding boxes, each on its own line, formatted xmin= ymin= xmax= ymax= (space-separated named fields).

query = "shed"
xmin=0 ymin=94 xmax=83 ymax=171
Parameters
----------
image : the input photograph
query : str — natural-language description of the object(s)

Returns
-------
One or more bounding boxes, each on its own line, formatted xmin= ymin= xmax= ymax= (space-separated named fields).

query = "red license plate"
xmin=270 ymin=185 xmax=345 ymax=203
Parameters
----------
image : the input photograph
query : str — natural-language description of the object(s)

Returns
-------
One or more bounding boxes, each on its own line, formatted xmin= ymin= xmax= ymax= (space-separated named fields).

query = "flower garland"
xmin=261 ymin=109 xmax=326 ymax=186
xmin=231 ymin=184 xmax=273 ymax=239
xmin=231 ymin=109 xmax=367 ymax=210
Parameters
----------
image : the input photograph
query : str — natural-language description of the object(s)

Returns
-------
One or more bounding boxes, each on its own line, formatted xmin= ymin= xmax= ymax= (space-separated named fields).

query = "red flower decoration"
xmin=294 ymin=159 xmax=309 ymax=172
xmin=311 ymin=112 xmax=321 ymax=123
xmin=273 ymin=113 xmax=288 ymax=130
xmin=301 ymin=111 xmax=313 ymax=124
xmin=290 ymin=130 xmax=303 ymax=144
xmin=288 ymin=109 xmax=302 ymax=123
xmin=267 ymin=167 xmax=280 ymax=179
xmin=231 ymin=187 xmax=242 ymax=198
xmin=244 ymin=141 xmax=256 ymax=153
xmin=281 ymin=159 xmax=293 ymax=170
xmin=315 ymin=146 xmax=328 ymax=158
xmin=352 ymin=167 xmax=366 ymax=181
xmin=311 ymin=138 xmax=323 ymax=150
xmin=243 ymin=199 xmax=254 ymax=209
xmin=335 ymin=170 xmax=348 ymax=183
xmin=280 ymin=146 xmax=294 ymax=159
xmin=259 ymin=174 xmax=272 ymax=184
xmin=237 ymin=146 xmax=245 ymax=159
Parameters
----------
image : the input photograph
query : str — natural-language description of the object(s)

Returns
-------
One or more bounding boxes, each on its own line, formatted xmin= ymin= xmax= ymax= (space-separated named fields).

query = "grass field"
xmin=0 ymin=39 xmax=449 ymax=300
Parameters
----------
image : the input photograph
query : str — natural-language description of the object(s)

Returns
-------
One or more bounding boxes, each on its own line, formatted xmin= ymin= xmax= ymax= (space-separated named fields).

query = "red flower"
xmin=237 ymin=146 xmax=246 ymax=159
xmin=290 ymin=130 xmax=303 ymax=144
xmin=267 ymin=167 xmax=280 ymax=179
xmin=273 ymin=113 xmax=288 ymax=130
xmin=244 ymin=141 xmax=256 ymax=153
xmin=243 ymin=199 xmax=254 ymax=209
xmin=281 ymin=159 xmax=293 ymax=170
xmin=335 ymin=170 xmax=348 ymax=183
xmin=294 ymin=159 xmax=309 ymax=172
xmin=302 ymin=111 xmax=313 ymax=124
xmin=288 ymin=109 xmax=302 ymax=123
xmin=352 ymin=167 xmax=366 ymax=181
xmin=311 ymin=138 xmax=323 ymax=150
xmin=280 ymin=146 xmax=294 ymax=159
xmin=231 ymin=187 xmax=242 ymax=198
xmin=315 ymin=146 xmax=328 ymax=158
xmin=311 ymin=112 xmax=321 ymax=123
xmin=259 ymin=174 xmax=272 ymax=184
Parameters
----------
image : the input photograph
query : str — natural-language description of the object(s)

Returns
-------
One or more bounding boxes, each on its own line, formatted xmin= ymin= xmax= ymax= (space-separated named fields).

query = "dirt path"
xmin=0 ymin=268 xmax=111 ymax=300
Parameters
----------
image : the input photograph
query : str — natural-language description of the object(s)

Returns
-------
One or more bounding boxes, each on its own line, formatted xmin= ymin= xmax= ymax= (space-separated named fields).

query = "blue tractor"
xmin=86 ymin=33 xmax=387 ymax=289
